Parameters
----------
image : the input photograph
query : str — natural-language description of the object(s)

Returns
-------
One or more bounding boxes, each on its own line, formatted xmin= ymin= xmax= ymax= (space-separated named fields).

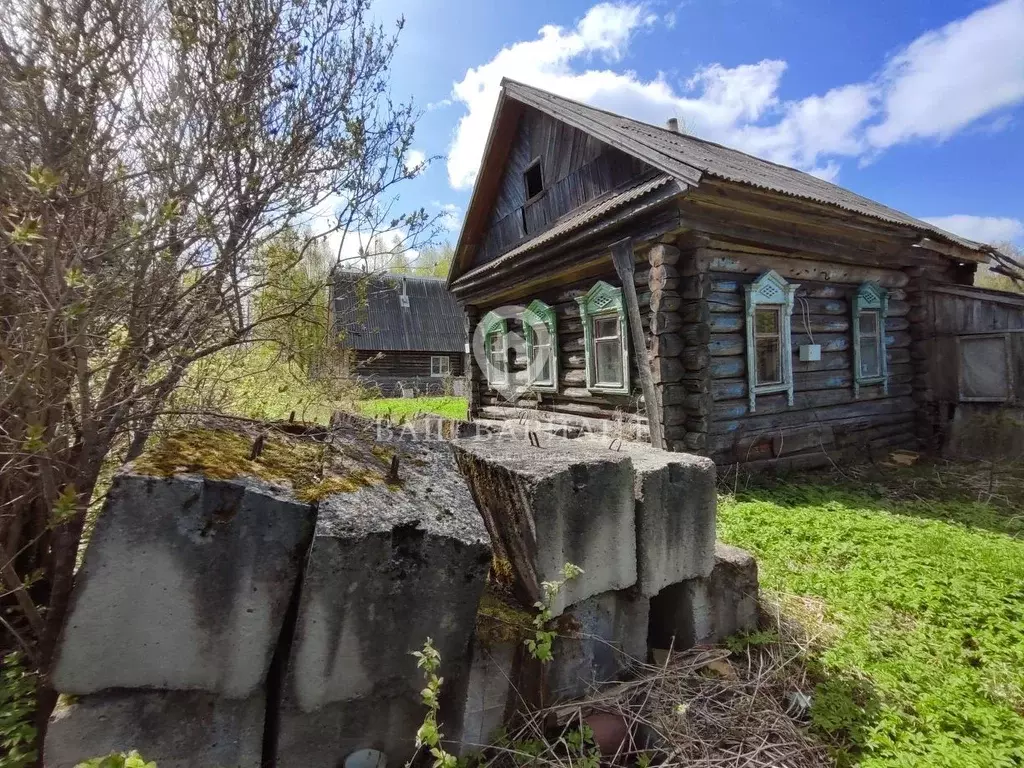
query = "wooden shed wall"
xmin=354 ymin=350 xmax=464 ymax=397
xmin=474 ymin=108 xmax=650 ymax=268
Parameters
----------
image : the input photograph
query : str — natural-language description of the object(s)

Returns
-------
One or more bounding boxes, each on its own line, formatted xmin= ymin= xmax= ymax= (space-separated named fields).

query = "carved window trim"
xmin=481 ymin=311 xmax=508 ymax=387
xmin=745 ymin=270 xmax=798 ymax=412
xmin=577 ymin=281 xmax=630 ymax=395
xmin=852 ymin=282 xmax=889 ymax=398
xmin=523 ymin=299 xmax=558 ymax=392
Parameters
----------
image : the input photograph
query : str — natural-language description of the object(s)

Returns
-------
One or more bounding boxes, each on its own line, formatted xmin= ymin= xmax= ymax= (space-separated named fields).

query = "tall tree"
xmin=0 ymin=0 xmax=429 ymax=735
xmin=413 ymin=243 xmax=455 ymax=278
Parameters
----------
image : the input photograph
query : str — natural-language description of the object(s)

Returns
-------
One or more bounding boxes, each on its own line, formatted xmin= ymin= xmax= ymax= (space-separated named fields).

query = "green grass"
xmin=719 ymin=464 xmax=1024 ymax=767
xmin=356 ymin=396 xmax=468 ymax=421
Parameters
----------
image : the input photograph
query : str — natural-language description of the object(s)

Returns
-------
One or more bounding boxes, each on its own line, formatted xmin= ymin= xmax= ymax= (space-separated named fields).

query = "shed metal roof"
xmin=332 ymin=272 xmax=465 ymax=353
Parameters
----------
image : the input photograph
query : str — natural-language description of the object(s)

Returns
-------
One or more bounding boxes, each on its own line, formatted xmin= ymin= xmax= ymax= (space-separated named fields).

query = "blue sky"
xmin=348 ymin=0 xmax=1024 ymax=257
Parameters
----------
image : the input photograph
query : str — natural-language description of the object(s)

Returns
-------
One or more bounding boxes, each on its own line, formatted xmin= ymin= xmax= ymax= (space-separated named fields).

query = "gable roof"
xmin=450 ymin=79 xmax=992 ymax=284
xmin=332 ymin=272 xmax=464 ymax=353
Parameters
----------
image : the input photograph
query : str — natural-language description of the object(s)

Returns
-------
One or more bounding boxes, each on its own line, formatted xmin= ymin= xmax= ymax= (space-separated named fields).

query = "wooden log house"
xmin=332 ymin=272 xmax=466 ymax=396
xmin=447 ymin=79 xmax=1004 ymax=471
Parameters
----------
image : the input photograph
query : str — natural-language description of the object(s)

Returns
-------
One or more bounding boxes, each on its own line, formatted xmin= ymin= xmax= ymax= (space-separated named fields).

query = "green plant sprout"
xmin=409 ymin=638 xmax=458 ymax=768
xmin=525 ymin=562 xmax=584 ymax=663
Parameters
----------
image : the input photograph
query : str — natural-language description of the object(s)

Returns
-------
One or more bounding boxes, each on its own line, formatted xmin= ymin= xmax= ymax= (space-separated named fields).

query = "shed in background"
xmin=332 ymin=272 xmax=466 ymax=396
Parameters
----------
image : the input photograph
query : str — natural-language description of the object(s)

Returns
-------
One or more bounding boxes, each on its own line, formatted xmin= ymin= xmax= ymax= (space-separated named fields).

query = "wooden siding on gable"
xmin=474 ymin=108 xmax=650 ymax=268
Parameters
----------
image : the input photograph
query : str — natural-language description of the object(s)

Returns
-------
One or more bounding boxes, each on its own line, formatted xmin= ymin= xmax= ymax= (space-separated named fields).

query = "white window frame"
xmin=430 ymin=355 xmax=450 ymax=377
xmin=745 ymin=270 xmax=798 ymax=412
xmin=522 ymin=299 xmax=558 ymax=392
xmin=481 ymin=311 xmax=508 ymax=387
xmin=852 ymin=282 xmax=889 ymax=398
xmin=576 ymin=281 xmax=630 ymax=395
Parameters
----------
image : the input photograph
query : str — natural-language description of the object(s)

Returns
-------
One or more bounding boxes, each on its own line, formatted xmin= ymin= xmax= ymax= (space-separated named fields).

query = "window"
xmin=851 ymin=282 xmax=889 ymax=397
xmin=745 ymin=271 xmax=798 ymax=412
xmin=480 ymin=311 xmax=508 ymax=387
xmin=523 ymin=159 xmax=543 ymax=201
xmin=576 ymin=281 xmax=630 ymax=395
xmin=957 ymin=334 xmax=1013 ymax=402
xmin=430 ymin=355 xmax=450 ymax=377
xmin=523 ymin=299 xmax=558 ymax=391
xmin=753 ymin=307 xmax=783 ymax=385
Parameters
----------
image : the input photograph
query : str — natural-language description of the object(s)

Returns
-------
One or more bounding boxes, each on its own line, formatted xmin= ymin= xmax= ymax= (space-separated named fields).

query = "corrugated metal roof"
xmin=503 ymin=80 xmax=990 ymax=254
xmin=459 ymin=174 xmax=676 ymax=282
xmin=332 ymin=272 xmax=465 ymax=352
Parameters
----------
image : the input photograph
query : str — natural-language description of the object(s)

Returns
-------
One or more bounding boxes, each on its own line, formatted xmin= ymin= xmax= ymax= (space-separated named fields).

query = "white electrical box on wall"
xmin=799 ymin=344 xmax=822 ymax=362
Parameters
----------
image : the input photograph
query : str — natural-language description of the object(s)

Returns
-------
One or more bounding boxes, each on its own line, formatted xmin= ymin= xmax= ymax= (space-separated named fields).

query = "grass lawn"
xmin=719 ymin=462 xmax=1024 ymax=767
xmin=356 ymin=395 xmax=468 ymax=421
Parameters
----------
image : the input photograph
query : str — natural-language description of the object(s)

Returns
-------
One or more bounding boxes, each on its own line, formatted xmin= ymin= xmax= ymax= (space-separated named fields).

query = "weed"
xmin=525 ymin=563 xmax=584 ymax=663
xmin=409 ymin=638 xmax=458 ymax=768
xmin=0 ymin=652 xmax=37 ymax=768
xmin=719 ymin=466 xmax=1024 ymax=767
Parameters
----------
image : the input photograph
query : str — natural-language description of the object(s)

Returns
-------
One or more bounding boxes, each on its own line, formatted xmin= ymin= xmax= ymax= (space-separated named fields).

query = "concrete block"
xmin=276 ymin=440 xmax=491 ymax=768
xmin=44 ymin=690 xmax=264 ymax=768
xmin=452 ymin=437 xmax=638 ymax=616
xmin=548 ymin=588 xmax=650 ymax=702
xmin=649 ymin=543 xmax=759 ymax=649
xmin=628 ymin=449 xmax=717 ymax=597
xmin=51 ymin=472 xmax=316 ymax=697
xmin=452 ymin=640 xmax=519 ymax=755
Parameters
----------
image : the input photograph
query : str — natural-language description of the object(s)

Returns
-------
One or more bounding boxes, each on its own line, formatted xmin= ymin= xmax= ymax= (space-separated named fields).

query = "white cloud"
xmin=867 ymin=0 xmax=1024 ymax=149
xmin=439 ymin=202 xmax=463 ymax=231
xmin=447 ymin=0 xmax=1024 ymax=190
xmin=921 ymin=215 xmax=1024 ymax=245
xmin=404 ymin=149 xmax=427 ymax=176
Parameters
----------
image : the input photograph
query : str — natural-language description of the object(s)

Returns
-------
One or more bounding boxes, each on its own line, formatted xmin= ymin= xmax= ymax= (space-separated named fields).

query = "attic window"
xmin=523 ymin=160 xmax=543 ymax=201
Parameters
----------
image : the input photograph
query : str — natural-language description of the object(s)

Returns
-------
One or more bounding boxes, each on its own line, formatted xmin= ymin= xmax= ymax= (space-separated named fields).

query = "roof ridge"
xmin=499 ymin=78 xmax=989 ymax=255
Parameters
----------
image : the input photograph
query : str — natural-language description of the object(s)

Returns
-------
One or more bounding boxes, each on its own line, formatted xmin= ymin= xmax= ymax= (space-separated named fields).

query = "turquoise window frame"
xmin=523 ymin=299 xmax=558 ymax=392
xmin=576 ymin=281 xmax=630 ymax=395
xmin=481 ymin=311 xmax=508 ymax=388
xmin=745 ymin=270 xmax=798 ymax=412
xmin=852 ymin=282 xmax=889 ymax=397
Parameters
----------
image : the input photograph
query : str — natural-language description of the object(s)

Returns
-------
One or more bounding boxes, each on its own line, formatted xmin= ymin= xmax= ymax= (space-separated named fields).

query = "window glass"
xmin=488 ymin=331 xmax=506 ymax=383
xmin=859 ymin=309 xmax=878 ymax=336
xmin=592 ymin=314 xmax=624 ymax=387
xmin=755 ymin=308 xmax=779 ymax=334
xmin=860 ymin=338 xmax=880 ymax=378
xmin=859 ymin=309 xmax=881 ymax=377
xmin=528 ymin=324 xmax=552 ymax=385
xmin=595 ymin=339 xmax=623 ymax=386
xmin=755 ymin=337 xmax=781 ymax=385
xmin=753 ymin=307 xmax=783 ymax=385
xmin=594 ymin=317 xmax=619 ymax=339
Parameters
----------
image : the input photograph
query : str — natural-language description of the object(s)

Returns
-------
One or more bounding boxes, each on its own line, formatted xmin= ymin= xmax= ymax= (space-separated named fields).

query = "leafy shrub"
xmin=0 ymin=652 xmax=38 ymax=768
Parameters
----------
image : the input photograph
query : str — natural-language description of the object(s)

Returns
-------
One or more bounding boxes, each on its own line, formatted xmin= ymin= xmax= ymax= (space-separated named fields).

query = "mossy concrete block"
xmin=451 ymin=437 xmax=638 ymax=616
xmin=276 ymin=440 xmax=491 ymax=768
xmin=547 ymin=588 xmax=649 ymax=702
xmin=648 ymin=542 xmax=759 ymax=648
xmin=629 ymin=449 xmax=717 ymax=597
xmin=51 ymin=471 xmax=316 ymax=697
xmin=43 ymin=689 xmax=264 ymax=768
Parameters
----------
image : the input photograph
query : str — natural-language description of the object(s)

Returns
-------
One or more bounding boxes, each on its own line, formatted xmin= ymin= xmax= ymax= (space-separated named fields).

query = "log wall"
xmin=467 ymin=266 xmax=650 ymax=435
xmin=354 ymin=350 xmax=464 ymax=397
